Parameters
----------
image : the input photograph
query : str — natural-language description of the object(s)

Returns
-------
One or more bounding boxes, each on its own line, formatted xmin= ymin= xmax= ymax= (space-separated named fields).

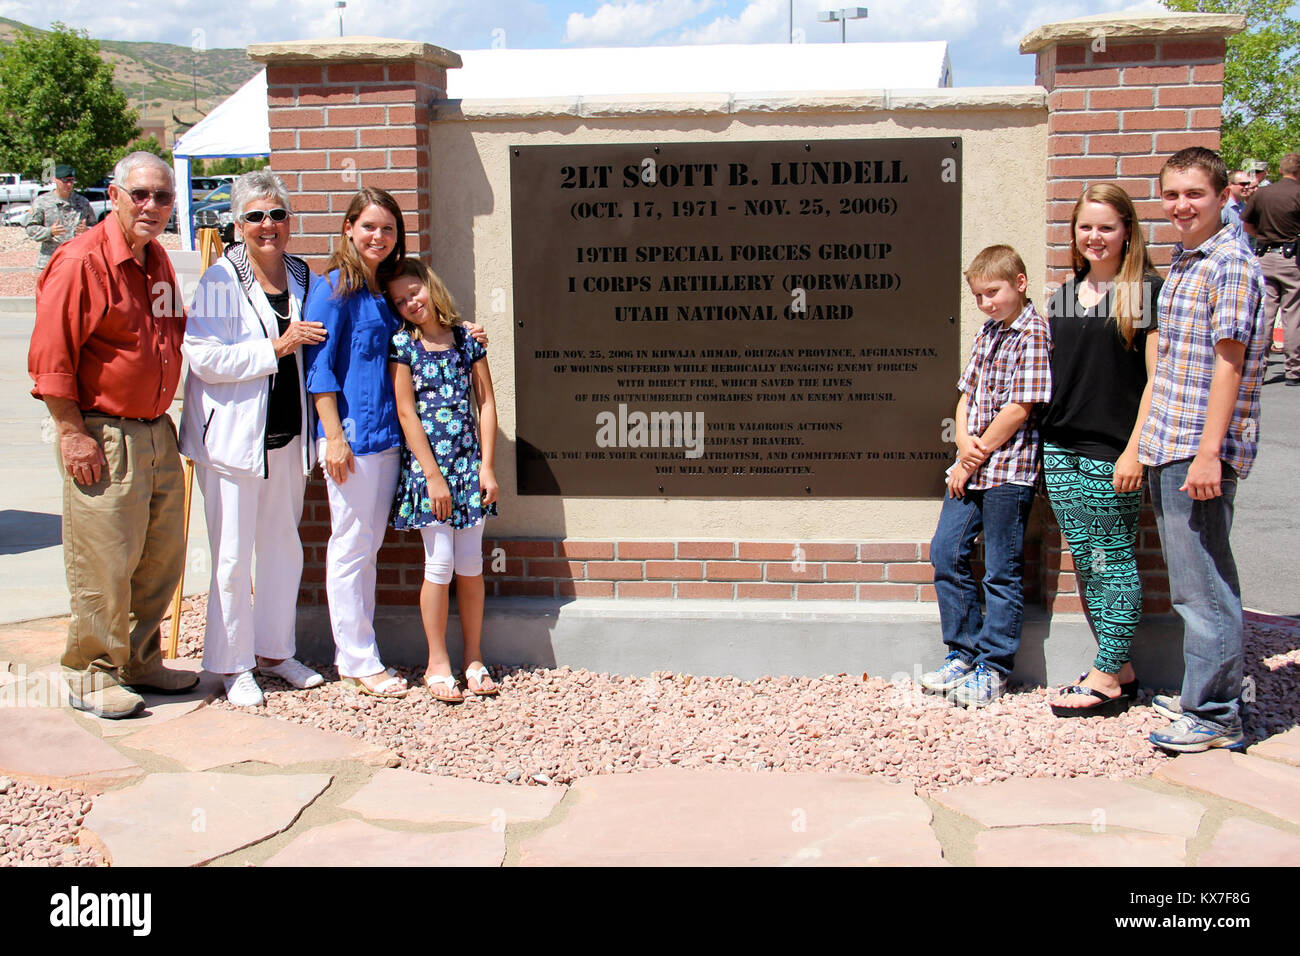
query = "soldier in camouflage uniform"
xmin=25 ymin=165 xmax=94 ymax=270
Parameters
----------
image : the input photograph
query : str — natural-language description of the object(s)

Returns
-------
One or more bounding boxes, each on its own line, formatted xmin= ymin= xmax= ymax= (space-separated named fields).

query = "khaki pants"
xmin=1260 ymin=249 xmax=1300 ymax=379
xmin=59 ymin=413 xmax=186 ymax=680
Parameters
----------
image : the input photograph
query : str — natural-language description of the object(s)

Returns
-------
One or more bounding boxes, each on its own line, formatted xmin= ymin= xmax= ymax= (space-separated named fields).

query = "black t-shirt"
xmin=1242 ymin=177 xmax=1300 ymax=244
xmin=1039 ymin=273 xmax=1161 ymax=462
xmin=264 ymin=289 xmax=302 ymax=451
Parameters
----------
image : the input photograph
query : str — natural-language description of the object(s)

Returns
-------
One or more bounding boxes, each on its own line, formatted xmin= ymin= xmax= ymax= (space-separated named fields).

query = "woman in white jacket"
xmin=179 ymin=170 xmax=327 ymax=706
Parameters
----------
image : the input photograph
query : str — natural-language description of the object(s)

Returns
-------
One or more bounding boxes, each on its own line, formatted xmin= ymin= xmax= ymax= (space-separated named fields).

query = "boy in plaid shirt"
xmin=1140 ymin=147 xmax=1267 ymax=753
xmin=920 ymin=246 xmax=1053 ymax=707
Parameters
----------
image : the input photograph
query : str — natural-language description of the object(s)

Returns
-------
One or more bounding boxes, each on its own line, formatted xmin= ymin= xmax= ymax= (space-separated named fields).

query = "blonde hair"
xmin=384 ymin=257 xmax=462 ymax=341
xmin=964 ymin=245 xmax=1029 ymax=305
xmin=326 ymin=187 xmax=406 ymax=297
xmin=1069 ymin=183 xmax=1156 ymax=349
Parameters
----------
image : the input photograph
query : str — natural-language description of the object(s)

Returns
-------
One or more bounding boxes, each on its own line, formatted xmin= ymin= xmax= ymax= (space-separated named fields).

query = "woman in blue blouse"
xmin=303 ymin=187 xmax=410 ymax=697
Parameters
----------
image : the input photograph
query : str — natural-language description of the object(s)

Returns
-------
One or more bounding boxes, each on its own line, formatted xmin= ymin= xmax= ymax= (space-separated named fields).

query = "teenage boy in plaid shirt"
xmin=920 ymin=245 xmax=1053 ymax=708
xmin=1140 ymin=147 xmax=1267 ymax=753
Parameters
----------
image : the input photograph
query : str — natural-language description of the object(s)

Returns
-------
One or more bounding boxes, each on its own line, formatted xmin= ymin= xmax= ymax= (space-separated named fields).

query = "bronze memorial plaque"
xmin=510 ymin=138 xmax=961 ymax=497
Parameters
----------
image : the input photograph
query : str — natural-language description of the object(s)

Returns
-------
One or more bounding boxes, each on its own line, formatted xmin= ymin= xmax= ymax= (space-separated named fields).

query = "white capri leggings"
xmin=419 ymin=520 xmax=486 ymax=584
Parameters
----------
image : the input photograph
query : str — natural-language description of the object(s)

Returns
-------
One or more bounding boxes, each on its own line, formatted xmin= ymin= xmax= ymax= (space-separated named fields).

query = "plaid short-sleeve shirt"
xmin=957 ymin=303 xmax=1053 ymax=490
xmin=1137 ymin=225 xmax=1267 ymax=478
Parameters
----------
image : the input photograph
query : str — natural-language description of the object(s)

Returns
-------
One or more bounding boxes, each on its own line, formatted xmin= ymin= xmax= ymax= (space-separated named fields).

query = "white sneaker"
xmin=257 ymin=658 xmax=324 ymax=689
xmin=223 ymin=670 xmax=265 ymax=707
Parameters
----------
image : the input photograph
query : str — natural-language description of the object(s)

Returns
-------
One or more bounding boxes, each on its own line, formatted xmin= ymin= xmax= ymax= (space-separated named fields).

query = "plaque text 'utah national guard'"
xmin=510 ymin=138 xmax=961 ymax=497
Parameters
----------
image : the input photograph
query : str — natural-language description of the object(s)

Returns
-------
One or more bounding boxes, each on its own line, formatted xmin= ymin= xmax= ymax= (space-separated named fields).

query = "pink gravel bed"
xmin=0 ymin=776 xmax=105 ymax=867
xmin=177 ymin=592 xmax=1300 ymax=795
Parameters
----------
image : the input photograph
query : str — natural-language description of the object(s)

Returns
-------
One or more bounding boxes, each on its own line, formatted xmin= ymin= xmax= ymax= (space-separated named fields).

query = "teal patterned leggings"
xmin=1042 ymin=444 xmax=1143 ymax=674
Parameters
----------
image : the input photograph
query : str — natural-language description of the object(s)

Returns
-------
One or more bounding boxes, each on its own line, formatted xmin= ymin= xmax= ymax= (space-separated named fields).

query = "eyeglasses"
xmin=1231 ymin=181 xmax=1251 ymax=188
xmin=124 ymin=188 xmax=176 ymax=206
xmin=240 ymin=208 xmax=289 ymax=224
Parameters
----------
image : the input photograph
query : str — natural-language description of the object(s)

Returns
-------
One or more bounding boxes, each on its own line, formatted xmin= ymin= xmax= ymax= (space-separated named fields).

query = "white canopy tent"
xmin=170 ymin=41 xmax=952 ymax=248
xmin=172 ymin=69 xmax=271 ymax=250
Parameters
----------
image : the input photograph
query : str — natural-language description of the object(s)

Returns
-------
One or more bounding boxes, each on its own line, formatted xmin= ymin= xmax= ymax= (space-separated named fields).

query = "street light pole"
xmin=817 ymin=7 xmax=868 ymax=43
xmin=335 ymin=1 xmax=346 ymax=37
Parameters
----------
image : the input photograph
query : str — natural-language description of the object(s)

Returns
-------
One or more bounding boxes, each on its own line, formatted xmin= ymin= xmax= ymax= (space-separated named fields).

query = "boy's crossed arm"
xmin=948 ymin=393 xmax=1034 ymax=498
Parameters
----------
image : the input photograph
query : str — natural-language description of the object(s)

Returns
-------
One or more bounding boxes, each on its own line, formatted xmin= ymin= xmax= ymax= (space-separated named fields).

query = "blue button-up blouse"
xmin=303 ymin=269 xmax=403 ymax=456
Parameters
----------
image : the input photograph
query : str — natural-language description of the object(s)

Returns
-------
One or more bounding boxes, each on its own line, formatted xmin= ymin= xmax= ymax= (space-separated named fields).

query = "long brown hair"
xmin=326 ymin=187 xmax=406 ymax=296
xmin=384 ymin=257 xmax=462 ymax=341
xmin=1069 ymin=183 xmax=1155 ymax=348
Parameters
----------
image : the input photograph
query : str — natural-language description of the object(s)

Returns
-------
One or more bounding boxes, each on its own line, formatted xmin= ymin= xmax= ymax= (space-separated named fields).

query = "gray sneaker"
xmin=1151 ymin=694 xmax=1182 ymax=721
xmin=950 ymin=663 xmax=1006 ymax=709
xmin=1149 ymin=715 xmax=1244 ymax=753
xmin=920 ymin=652 xmax=975 ymax=693
xmin=65 ymin=670 xmax=144 ymax=719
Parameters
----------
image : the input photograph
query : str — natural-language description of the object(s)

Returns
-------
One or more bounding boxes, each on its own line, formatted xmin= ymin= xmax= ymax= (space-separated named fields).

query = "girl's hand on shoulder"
xmin=429 ymin=474 xmax=453 ymax=522
xmin=463 ymin=322 xmax=489 ymax=346
xmin=480 ymin=467 xmax=498 ymax=507
xmin=1113 ymin=450 xmax=1143 ymax=492
xmin=323 ymin=437 xmax=355 ymax=484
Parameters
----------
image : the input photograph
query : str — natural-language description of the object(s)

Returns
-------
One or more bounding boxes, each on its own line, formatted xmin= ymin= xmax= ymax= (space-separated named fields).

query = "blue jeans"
xmin=1149 ymin=459 xmax=1243 ymax=732
xmin=930 ymin=483 xmax=1036 ymax=676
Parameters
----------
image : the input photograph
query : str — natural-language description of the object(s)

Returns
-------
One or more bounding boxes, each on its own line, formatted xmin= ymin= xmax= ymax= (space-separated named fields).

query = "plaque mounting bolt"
xmin=804 ymin=144 xmax=812 ymax=151
xmin=517 ymin=320 xmax=524 ymax=327
xmin=653 ymin=146 xmax=660 ymax=153
xmin=951 ymin=140 xmax=958 ymax=148
xmin=658 ymin=485 xmax=664 ymax=493
xmin=948 ymin=316 xmax=955 ymax=323
xmin=805 ymin=486 xmax=812 ymax=494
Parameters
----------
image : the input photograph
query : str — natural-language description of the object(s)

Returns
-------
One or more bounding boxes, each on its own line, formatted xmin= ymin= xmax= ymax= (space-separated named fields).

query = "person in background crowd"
xmin=1222 ymin=170 xmax=1250 ymax=234
xmin=27 ymin=151 xmax=197 ymax=718
xmin=1243 ymin=152 xmax=1300 ymax=378
xmin=24 ymin=164 xmax=94 ymax=271
xmin=179 ymin=169 xmax=327 ymax=707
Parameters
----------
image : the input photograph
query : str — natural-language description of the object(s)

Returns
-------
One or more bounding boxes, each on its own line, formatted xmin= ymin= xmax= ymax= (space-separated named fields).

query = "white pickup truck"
xmin=0 ymin=173 xmax=43 ymax=208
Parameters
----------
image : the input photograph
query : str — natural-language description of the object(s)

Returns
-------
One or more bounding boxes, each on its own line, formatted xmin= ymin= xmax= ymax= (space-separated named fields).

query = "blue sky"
xmin=1 ymin=0 xmax=1182 ymax=87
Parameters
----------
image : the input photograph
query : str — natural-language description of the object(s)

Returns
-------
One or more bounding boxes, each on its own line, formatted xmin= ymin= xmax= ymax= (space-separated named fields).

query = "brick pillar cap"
xmin=1020 ymin=11 xmax=1244 ymax=54
xmin=248 ymin=36 xmax=462 ymax=70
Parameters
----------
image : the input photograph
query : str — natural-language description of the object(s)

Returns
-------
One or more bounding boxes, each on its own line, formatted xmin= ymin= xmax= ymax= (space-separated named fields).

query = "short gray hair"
xmin=231 ymin=169 xmax=291 ymax=221
xmin=112 ymin=151 xmax=175 ymax=188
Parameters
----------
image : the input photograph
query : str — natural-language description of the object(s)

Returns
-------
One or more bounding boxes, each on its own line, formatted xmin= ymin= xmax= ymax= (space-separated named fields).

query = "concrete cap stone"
xmin=265 ymin=818 xmax=504 ymax=867
xmin=248 ymin=36 xmax=462 ymax=70
xmin=1021 ymin=11 xmax=1246 ymax=54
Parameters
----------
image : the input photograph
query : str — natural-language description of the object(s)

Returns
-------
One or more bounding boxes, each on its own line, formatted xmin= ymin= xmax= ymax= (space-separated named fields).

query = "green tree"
xmin=126 ymin=136 xmax=174 ymax=168
xmin=0 ymin=22 xmax=139 ymax=184
xmin=1162 ymin=0 xmax=1300 ymax=172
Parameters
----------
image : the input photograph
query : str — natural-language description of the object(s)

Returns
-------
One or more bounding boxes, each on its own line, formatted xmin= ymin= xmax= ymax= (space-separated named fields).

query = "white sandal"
xmin=423 ymin=673 xmax=463 ymax=704
xmin=464 ymin=665 xmax=499 ymax=697
xmin=340 ymin=673 xmax=409 ymax=699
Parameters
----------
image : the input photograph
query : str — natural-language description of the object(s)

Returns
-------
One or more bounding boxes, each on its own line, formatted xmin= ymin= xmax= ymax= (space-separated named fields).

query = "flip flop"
xmin=464 ymin=665 xmax=499 ymax=697
xmin=424 ymin=673 xmax=463 ymax=705
xmin=340 ymin=673 xmax=409 ymax=699
xmin=1050 ymin=683 xmax=1131 ymax=718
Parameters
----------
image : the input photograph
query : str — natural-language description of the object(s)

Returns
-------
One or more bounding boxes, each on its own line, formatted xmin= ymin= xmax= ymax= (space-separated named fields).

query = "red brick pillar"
xmin=1023 ymin=12 xmax=1244 ymax=615
xmin=246 ymin=38 xmax=461 ymax=606
xmin=247 ymin=37 xmax=461 ymax=269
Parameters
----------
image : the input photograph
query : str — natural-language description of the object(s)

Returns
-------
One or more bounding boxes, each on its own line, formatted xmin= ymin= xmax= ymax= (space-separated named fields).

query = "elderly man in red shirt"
xmin=28 ymin=150 xmax=197 ymax=718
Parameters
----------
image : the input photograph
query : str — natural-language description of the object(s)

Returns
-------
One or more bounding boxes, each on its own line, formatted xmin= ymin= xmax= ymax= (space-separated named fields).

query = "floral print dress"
xmin=389 ymin=325 xmax=497 ymax=530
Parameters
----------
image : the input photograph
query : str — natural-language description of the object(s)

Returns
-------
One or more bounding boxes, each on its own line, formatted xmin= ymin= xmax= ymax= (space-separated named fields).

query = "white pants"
xmin=419 ymin=520 xmax=485 ymax=584
xmin=321 ymin=442 xmax=400 ymax=678
xmin=198 ymin=439 xmax=306 ymax=674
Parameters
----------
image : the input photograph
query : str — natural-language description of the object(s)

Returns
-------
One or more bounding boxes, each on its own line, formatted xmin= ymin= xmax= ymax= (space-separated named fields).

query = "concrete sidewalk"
xmin=3 ymin=614 xmax=1298 ymax=867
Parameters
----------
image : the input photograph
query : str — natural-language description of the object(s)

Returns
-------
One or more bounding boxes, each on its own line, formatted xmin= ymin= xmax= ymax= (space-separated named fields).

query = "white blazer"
xmin=179 ymin=247 xmax=318 ymax=478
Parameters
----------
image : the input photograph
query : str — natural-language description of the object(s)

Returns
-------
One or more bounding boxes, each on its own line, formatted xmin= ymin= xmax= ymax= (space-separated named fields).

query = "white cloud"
xmin=564 ymin=0 xmax=718 ymax=45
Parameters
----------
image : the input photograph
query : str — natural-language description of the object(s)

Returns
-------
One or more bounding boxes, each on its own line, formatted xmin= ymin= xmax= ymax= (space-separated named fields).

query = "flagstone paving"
xmin=340 ymin=767 xmax=563 ymax=826
xmin=264 ymin=818 xmax=505 ymax=867
xmin=81 ymin=772 xmax=333 ymax=867
xmin=5 ymin=617 xmax=1300 ymax=867
xmin=120 ymin=706 xmax=399 ymax=770
xmin=0 ymin=708 xmax=142 ymax=792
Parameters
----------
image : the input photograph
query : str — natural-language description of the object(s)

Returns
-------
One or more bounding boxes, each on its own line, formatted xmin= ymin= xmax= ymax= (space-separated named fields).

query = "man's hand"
xmin=74 ymin=221 xmax=88 ymax=236
xmin=61 ymin=431 xmax=107 ymax=486
xmin=49 ymin=222 xmax=67 ymax=239
xmin=1181 ymin=452 xmax=1222 ymax=500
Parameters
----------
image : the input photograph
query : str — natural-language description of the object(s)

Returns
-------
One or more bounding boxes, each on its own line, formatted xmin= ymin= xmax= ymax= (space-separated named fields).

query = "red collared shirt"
xmin=29 ymin=216 xmax=185 ymax=419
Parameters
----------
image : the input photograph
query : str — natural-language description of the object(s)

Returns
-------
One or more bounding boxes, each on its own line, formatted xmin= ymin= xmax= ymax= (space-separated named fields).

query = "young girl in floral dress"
xmin=385 ymin=259 xmax=499 ymax=703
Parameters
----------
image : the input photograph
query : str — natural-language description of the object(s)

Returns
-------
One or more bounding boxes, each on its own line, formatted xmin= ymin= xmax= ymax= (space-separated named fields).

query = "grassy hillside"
xmin=0 ymin=17 xmax=260 ymax=138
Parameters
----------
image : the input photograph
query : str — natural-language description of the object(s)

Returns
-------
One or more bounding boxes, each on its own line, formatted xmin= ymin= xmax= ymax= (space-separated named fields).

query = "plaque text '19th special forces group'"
xmin=510 ymin=138 xmax=962 ymax=497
